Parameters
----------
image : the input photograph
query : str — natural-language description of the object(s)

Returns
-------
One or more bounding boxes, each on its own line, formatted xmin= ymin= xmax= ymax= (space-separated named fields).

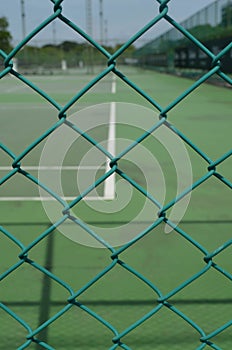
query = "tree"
xmin=221 ymin=3 xmax=232 ymax=27
xmin=0 ymin=17 xmax=12 ymax=52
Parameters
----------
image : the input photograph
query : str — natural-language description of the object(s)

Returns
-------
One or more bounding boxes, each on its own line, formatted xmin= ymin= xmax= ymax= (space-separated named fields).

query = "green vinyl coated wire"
xmin=0 ymin=1 xmax=231 ymax=349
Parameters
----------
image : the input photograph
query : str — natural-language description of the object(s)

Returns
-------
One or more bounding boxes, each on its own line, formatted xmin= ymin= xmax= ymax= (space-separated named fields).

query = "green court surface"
xmin=1 ymin=67 xmax=231 ymax=349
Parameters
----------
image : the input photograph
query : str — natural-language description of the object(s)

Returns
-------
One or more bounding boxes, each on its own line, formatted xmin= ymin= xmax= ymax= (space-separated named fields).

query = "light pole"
xmin=86 ymin=0 xmax=93 ymax=37
xmin=20 ymin=0 xmax=26 ymax=40
xmin=99 ymin=0 xmax=104 ymax=45
xmin=20 ymin=0 xmax=27 ymax=69
xmin=86 ymin=0 xmax=94 ymax=73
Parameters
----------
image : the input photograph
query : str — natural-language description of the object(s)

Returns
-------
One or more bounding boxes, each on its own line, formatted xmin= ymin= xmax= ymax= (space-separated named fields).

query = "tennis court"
xmin=1 ymin=66 xmax=231 ymax=349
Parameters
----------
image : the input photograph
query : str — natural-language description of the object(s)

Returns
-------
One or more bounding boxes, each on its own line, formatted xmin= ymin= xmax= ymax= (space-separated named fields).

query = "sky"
xmin=1 ymin=0 xmax=216 ymax=47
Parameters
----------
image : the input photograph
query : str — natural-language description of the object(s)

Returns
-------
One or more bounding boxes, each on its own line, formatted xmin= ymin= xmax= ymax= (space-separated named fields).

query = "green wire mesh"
xmin=0 ymin=0 xmax=232 ymax=349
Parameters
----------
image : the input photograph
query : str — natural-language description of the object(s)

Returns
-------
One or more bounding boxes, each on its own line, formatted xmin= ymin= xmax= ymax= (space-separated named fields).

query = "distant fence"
xmin=135 ymin=0 xmax=232 ymax=72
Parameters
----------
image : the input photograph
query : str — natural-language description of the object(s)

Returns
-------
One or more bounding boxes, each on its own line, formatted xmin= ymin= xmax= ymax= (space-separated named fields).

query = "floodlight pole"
xmin=86 ymin=0 xmax=94 ymax=73
xmin=20 ymin=0 xmax=26 ymax=39
xmin=86 ymin=0 xmax=93 ymax=37
xmin=104 ymin=19 xmax=108 ymax=46
xmin=52 ymin=21 xmax=57 ymax=45
xmin=99 ymin=0 xmax=104 ymax=45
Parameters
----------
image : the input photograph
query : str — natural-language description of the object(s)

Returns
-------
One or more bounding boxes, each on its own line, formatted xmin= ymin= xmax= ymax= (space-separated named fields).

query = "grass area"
xmin=1 ymin=67 xmax=231 ymax=349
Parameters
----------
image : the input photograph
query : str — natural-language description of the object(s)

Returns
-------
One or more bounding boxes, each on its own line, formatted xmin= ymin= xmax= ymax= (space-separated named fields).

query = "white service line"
xmin=0 ymin=77 xmax=117 ymax=202
xmin=103 ymin=75 xmax=117 ymax=200
xmin=0 ymin=196 xmax=109 ymax=201
xmin=111 ymin=74 xmax=117 ymax=94
xmin=6 ymin=85 xmax=27 ymax=94
xmin=0 ymin=166 xmax=105 ymax=171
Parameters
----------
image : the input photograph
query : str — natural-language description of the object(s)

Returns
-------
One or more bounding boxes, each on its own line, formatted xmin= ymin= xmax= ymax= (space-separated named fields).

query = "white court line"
xmin=5 ymin=85 xmax=27 ymax=94
xmin=1 ymin=77 xmax=117 ymax=202
xmin=0 ymin=166 xmax=105 ymax=171
xmin=0 ymin=105 xmax=52 ymax=110
xmin=0 ymin=166 xmax=105 ymax=201
xmin=103 ymin=75 xmax=116 ymax=200
xmin=0 ymin=196 xmax=108 ymax=201
xmin=103 ymin=102 xmax=116 ymax=200
xmin=111 ymin=74 xmax=117 ymax=94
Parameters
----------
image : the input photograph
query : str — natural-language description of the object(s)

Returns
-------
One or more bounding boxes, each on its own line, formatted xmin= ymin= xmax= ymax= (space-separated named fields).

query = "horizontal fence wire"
xmin=0 ymin=0 xmax=232 ymax=349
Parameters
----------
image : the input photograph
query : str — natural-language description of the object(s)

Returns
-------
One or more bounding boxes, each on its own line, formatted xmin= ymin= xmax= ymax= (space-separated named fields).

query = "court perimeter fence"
xmin=136 ymin=0 xmax=232 ymax=53
xmin=0 ymin=0 xmax=232 ymax=349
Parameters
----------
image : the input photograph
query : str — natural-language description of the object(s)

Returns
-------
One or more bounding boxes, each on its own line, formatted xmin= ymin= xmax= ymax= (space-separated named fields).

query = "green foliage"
xmin=0 ymin=17 xmax=12 ymax=53
xmin=16 ymin=41 xmax=135 ymax=69
xmin=221 ymin=3 xmax=232 ymax=27
xmin=173 ymin=24 xmax=232 ymax=49
xmin=189 ymin=24 xmax=232 ymax=41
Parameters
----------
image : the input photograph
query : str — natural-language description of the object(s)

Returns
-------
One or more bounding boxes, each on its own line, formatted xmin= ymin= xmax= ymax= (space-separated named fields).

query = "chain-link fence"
xmin=135 ymin=0 xmax=232 ymax=73
xmin=1 ymin=1 xmax=231 ymax=349
xmin=136 ymin=0 xmax=232 ymax=52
